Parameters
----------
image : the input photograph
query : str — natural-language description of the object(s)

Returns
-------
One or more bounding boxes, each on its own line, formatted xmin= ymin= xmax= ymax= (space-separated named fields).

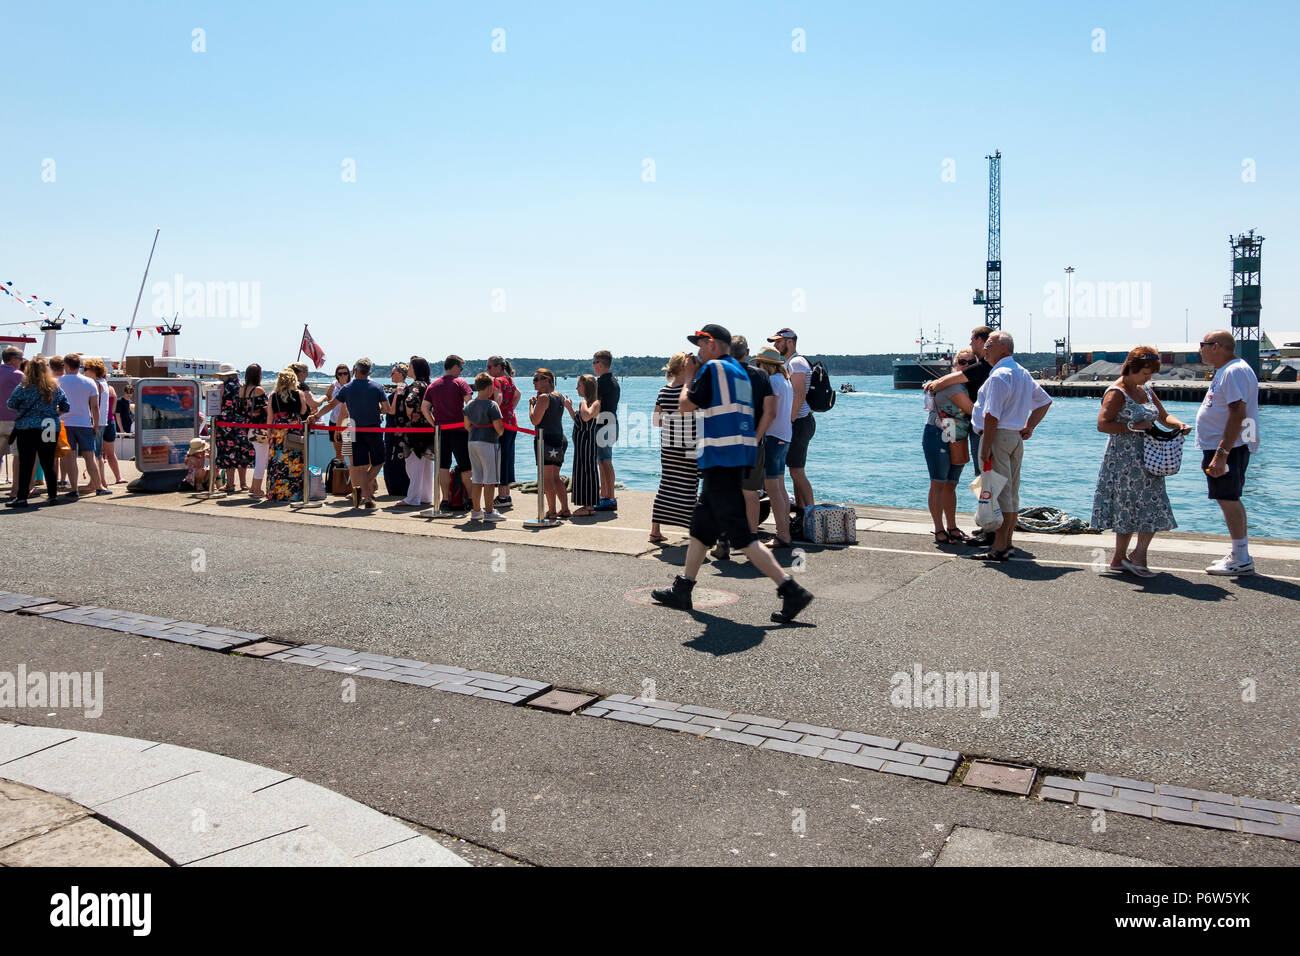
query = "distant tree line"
xmin=312 ymin=352 xmax=1064 ymax=382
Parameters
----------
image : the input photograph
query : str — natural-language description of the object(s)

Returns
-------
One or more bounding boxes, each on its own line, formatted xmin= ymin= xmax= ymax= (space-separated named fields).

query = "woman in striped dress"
xmin=568 ymin=374 xmax=601 ymax=516
xmin=649 ymin=351 xmax=699 ymax=543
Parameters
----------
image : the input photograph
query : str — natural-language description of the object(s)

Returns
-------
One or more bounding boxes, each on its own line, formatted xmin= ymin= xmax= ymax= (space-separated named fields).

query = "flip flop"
xmin=971 ymin=548 xmax=1013 ymax=562
xmin=1121 ymin=558 xmax=1157 ymax=578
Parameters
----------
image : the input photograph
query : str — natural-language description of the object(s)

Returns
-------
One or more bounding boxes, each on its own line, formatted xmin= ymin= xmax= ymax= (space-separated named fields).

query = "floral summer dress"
xmin=1090 ymin=385 xmax=1176 ymax=534
xmin=215 ymin=379 xmax=255 ymax=468
xmin=266 ymin=391 xmax=304 ymax=502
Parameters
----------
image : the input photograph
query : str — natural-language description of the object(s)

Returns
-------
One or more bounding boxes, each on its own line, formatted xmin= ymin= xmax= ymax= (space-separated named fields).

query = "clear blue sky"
xmin=2 ymin=1 xmax=1296 ymax=368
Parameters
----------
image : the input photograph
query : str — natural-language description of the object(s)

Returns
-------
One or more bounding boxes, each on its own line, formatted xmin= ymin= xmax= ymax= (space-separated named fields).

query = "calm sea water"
xmin=550 ymin=375 xmax=1299 ymax=541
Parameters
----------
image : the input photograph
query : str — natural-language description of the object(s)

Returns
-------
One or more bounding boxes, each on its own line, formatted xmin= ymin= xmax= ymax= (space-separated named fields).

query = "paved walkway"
xmin=0 ymin=724 xmax=468 ymax=866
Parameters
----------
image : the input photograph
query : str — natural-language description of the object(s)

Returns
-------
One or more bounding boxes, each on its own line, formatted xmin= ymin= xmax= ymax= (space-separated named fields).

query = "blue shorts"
xmin=595 ymin=417 xmax=617 ymax=462
xmin=66 ymin=426 xmax=96 ymax=454
xmin=763 ymin=435 xmax=788 ymax=478
xmin=351 ymin=432 xmax=385 ymax=467
xmin=923 ymin=423 xmax=965 ymax=483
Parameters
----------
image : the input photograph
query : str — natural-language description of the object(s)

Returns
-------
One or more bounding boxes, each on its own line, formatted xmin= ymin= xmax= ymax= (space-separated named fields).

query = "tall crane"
xmin=971 ymin=150 xmax=1001 ymax=330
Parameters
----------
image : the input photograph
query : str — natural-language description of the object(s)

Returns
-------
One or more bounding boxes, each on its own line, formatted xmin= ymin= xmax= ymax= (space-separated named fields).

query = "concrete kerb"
xmin=0 ymin=723 xmax=468 ymax=867
xmin=2 ymin=590 xmax=1296 ymax=846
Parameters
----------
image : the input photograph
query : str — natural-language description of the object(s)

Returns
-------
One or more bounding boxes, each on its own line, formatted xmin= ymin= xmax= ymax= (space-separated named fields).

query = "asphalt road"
xmin=0 ymin=501 xmax=1296 ymax=810
xmin=3 ymin=614 xmax=1296 ymax=866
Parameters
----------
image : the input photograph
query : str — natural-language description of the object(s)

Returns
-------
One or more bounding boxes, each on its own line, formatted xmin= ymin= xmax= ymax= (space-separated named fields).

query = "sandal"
xmin=933 ymin=530 xmax=952 ymax=545
xmin=763 ymin=537 xmax=795 ymax=549
xmin=971 ymin=548 xmax=1014 ymax=562
xmin=945 ymin=527 xmax=969 ymax=544
xmin=558 ymin=510 xmax=573 ymax=519
xmin=648 ymin=533 xmax=668 ymax=544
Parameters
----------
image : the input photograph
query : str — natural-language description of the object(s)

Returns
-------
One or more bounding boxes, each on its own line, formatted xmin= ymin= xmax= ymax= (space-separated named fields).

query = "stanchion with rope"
xmin=191 ymin=422 xmax=228 ymax=500
xmin=291 ymin=420 xmax=322 ymax=509
xmin=420 ymin=424 xmax=454 ymax=518
xmin=522 ymin=430 xmax=559 ymax=529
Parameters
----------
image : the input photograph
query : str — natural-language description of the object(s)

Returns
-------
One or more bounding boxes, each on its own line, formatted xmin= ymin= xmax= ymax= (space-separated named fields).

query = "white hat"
xmin=188 ymin=437 xmax=208 ymax=454
xmin=216 ymin=363 xmax=239 ymax=378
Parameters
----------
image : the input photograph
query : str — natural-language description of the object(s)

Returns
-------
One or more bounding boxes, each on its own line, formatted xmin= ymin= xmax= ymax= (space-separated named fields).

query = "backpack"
xmin=805 ymin=360 xmax=836 ymax=412
xmin=325 ymin=458 xmax=351 ymax=496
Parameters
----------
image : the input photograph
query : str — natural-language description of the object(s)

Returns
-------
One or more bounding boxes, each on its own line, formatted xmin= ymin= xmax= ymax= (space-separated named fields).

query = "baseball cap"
xmin=688 ymin=324 xmax=731 ymax=345
xmin=766 ymin=328 xmax=797 ymax=342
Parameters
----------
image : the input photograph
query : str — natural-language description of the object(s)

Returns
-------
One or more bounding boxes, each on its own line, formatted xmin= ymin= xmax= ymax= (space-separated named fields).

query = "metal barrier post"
xmin=192 ymin=420 xmax=228 ymax=499
xmin=291 ymin=421 xmax=321 ymax=509
xmin=421 ymin=424 xmax=453 ymax=518
xmin=522 ymin=428 xmax=557 ymax=529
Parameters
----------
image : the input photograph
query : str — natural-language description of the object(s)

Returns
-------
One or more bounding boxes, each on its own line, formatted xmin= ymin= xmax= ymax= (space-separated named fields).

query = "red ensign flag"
xmin=300 ymin=326 xmax=326 ymax=369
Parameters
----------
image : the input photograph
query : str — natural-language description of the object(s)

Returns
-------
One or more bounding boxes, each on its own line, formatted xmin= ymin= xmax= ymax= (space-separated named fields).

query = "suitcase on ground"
xmin=802 ymin=504 xmax=858 ymax=545
xmin=325 ymin=458 xmax=351 ymax=495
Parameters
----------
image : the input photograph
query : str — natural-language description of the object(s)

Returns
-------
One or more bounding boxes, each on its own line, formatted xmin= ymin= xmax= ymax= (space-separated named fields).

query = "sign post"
xmin=131 ymin=378 xmax=200 ymax=493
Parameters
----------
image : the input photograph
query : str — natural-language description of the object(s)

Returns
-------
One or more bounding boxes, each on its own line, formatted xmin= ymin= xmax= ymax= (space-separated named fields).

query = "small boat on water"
xmin=892 ymin=328 xmax=954 ymax=389
xmin=839 ymin=383 xmax=857 ymax=393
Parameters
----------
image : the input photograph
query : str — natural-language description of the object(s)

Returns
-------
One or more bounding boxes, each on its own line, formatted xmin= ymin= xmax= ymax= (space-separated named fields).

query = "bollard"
xmin=421 ymin=424 xmax=453 ymax=518
xmin=522 ymin=429 xmax=558 ymax=529
xmin=291 ymin=420 xmax=321 ymax=509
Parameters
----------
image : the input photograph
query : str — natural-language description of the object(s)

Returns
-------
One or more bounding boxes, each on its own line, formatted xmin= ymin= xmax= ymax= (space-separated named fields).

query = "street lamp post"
xmin=1064 ymin=266 xmax=1075 ymax=367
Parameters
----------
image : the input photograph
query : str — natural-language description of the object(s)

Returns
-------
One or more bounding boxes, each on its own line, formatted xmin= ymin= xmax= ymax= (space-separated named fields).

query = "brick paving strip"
xmin=3 ymin=591 xmax=1297 ymax=843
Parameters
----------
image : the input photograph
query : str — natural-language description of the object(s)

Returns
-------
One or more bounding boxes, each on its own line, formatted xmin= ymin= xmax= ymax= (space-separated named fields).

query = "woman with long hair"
xmin=1091 ymin=346 xmax=1190 ymax=576
xmin=398 ymin=356 xmax=435 ymax=506
xmin=649 ymin=351 xmax=699 ymax=543
xmin=242 ymin=364 xmax=270 ymax=498
xmin=266 ymin=368 xmax=306 ymax=502
xmin=921 ymin=347 xmax=976 ymax=546
xmin=567 ymin=374 xmax=601 ymax=517
xmin=5 ymin=356 xmax=69 ymax=507
xmin=752 ymin=345 xmax=797 ymax=549
xmin=214 ymin=364 xmax=252 ymax=492
xmin=527 ymin=368 xmax=570 ymax=519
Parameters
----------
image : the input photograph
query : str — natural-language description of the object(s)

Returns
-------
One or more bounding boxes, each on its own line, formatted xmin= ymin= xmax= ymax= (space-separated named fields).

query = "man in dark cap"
xmin=651 ymin=324 xmax=814 ymax=624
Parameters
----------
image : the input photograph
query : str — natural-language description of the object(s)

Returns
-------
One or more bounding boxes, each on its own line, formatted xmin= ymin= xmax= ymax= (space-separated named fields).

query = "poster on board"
xmin=135 ymin=379 xmax=199 ymax=471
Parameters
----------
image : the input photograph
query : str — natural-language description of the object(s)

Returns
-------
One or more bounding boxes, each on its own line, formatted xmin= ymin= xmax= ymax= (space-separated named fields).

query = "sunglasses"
xmin=692 ymin=331 xmax=714 ymax=342
xmin=956 ymin=359 xmax=975 ymax=366
xmin=1198 ymin=341 xmax=1216 ymax=348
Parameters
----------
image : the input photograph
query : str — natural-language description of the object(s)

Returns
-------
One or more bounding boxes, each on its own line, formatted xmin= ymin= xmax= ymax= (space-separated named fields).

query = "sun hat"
xmin=688 ymin=323 xmax=731 ymax=345
xmin=754 ymin=345 xmax=785 ymax=366
xmin=216 ymin=363 xmax=239 ymax=378
xmin=188 ymin=438 xmax=208 ymax=454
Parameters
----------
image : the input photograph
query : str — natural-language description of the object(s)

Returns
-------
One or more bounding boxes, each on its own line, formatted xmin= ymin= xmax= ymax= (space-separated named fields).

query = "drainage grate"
xmin=527 ymin=690 xmax=600 ymax=714
xmin=963 ymin=761 xmax=1037 ymax=796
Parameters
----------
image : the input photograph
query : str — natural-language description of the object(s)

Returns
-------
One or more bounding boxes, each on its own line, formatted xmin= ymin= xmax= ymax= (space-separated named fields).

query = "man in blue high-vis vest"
xmin=652 ymin=324 xmax=814 ymax=624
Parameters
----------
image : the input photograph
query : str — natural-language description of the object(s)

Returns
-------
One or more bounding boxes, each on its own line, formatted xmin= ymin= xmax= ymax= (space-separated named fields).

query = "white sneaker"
xmin=470 ymin=510 xmax=484 ymax=521
xmin=484 ymin=510 xmax=506 ymax=522
xmin=1206 ymin=556 xmax=1255 ymax=576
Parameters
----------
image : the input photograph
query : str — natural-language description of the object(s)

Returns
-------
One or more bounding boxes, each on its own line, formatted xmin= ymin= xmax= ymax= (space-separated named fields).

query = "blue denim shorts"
xmin=923 ymin=423 xmax=964 ymax=483
xmin=763 ymin=435 xmax=789 ymax=478
xmin=595 ymin=417 xmax=617 ymax=462
xmin=66 ymin=425 xmax=96 ymax=454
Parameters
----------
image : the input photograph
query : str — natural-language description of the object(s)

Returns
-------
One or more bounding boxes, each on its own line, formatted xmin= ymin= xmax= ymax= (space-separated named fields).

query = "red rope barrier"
xmin=214 ymin=420 xmax=537 ymax=436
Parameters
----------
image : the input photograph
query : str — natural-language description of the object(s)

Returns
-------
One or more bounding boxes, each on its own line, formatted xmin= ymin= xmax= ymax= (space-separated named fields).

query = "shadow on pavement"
xmin=1234 ymin=575 xmax=1300 ymax=602
xmin=681 ymin=611 xmax=768 ymax=656
xmin=1129 ymin=575 xmax=1235 ymax=601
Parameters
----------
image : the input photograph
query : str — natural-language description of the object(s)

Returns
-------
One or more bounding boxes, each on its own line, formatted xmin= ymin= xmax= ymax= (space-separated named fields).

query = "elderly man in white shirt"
xmin=970 ymin=331 xmax=1052 ymax=560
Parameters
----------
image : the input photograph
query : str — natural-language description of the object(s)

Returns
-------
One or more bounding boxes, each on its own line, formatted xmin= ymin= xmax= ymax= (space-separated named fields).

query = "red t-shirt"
xmin=422 ymin=375 xmax=472 ymax=426
xmin=494 ymin=376 xmax=519 ymax=426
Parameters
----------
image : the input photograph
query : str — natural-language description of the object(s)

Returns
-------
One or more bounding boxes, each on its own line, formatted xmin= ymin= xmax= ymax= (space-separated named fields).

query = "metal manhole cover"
xmin=17 ymin=603 xmax=76 ymax=615
xmin=527 ymin=690 xmax=599 ymax=714
xmin=963 ymin=761 xmax=1036 ymax=795
xmin=625 ymin=587 xmax=739 ymax=608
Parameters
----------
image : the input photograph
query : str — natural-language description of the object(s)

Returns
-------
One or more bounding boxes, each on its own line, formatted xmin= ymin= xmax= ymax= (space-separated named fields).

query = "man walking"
xmin=651 ymin=325 xmax=814 ymax=624
xmin=1195 ymin=330 xmax=1259 ymax=575
xmin=311 ymin=358 xmax=387 ymax=508
xmin=593 ymin=350 xmax=620 ymax=510
xmin=969 ymin=332 xmax=1051 ymax=561
xmin=767 ymin=329 xmax=815 ymax=512
xmin=422 ymin=355 xmax=473 ymax=512
xmin=57 ymin=353 xmax=105 ymax=499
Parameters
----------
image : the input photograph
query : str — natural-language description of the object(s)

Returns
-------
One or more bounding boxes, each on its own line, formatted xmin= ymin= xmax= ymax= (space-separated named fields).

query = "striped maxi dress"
xmin=652 ymin=384 xmax=699 ymax=528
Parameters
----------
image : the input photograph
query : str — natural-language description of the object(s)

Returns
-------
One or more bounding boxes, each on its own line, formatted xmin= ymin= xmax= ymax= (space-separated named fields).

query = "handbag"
xmin=56 ymin=422 xmax=71 ymax=455
xmin=282 ymin=426 xmax=306 ymax=454
xmin=1142 ymin=422 xmax=1184 ymax=476
xmin=948 ymin=436 xmax=970 ymax=466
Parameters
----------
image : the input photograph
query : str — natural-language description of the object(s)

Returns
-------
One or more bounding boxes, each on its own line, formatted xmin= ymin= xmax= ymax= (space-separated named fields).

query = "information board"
xmin=135 ymin=379 xmax=200 ymax=472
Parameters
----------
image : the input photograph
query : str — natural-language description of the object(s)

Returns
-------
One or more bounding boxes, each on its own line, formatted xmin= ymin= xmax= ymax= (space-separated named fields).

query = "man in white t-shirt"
xmin=56 ymin=353 xmax=105 ymax=498
xmin=1194 ymin=330 xmax=1260 ymax=575
xmin=767 ymin=328 xmax=815 ymax=512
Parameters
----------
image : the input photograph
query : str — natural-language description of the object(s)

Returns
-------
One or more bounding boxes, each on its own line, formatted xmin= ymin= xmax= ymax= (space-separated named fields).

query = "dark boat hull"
xmin=892 ymin=359 xmax=951 ymax=389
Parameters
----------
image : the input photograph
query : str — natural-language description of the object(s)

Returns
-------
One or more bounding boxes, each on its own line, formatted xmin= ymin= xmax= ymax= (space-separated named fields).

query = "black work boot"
xmin=651 ymin=575 xmax=695 ymax=611
xmin=772 ymin=577 xmax=813 ymax=624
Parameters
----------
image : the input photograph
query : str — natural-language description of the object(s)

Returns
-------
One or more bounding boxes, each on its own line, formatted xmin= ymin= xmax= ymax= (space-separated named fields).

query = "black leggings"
xmin=15 ymin=428 xmax=58 ymax=501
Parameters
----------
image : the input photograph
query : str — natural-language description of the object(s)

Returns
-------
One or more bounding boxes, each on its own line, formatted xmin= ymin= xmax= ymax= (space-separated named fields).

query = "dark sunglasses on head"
xmin=692 ymin=330 xmax=714 ymax=341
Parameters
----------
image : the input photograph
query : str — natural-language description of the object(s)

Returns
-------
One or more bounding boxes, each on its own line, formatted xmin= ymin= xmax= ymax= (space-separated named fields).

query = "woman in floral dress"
xmin=214 ymin=367 xmax=253 ymax=491
xmin=266 ymin=368 xmax=306 ymax=502
xmin=1091 ymin=347 xmax=1191 ymax=577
